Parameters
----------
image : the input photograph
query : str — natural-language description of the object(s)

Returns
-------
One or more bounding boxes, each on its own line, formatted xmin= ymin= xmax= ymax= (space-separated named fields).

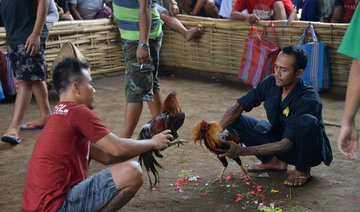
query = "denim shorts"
xmin=8 ymin=43 xmax=46 ymax=81
xmin=58 ymin=168 xmax=118 ymax=212
xmin=121 ymin=35 xmax=162 ymax=103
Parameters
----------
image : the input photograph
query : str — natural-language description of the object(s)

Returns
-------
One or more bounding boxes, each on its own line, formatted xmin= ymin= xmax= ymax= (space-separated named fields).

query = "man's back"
xmin=21 ymin=102 xmax=110 ymax=211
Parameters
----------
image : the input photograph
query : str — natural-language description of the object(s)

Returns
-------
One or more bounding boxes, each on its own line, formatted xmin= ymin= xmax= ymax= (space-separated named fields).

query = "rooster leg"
xmin=212 ymin=166 xmax=227 ymax=183
xmin=212 ymin=156 xmax=228 ymax=183
xmin=234 ymin=158 xmax=251 ymax=182
xmin=240 ymin=165 xmax=251 ymax=182
xmin=169 ymin=138 xmax=187 ymax=147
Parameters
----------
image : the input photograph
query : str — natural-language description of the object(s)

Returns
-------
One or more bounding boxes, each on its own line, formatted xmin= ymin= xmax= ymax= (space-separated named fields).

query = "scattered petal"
xmin=200 ymin=192 xmax=207 ymax=197
xmin=271 ymin=189 xmax=280 ymax=193
xmin=225 ymin=175 xmax=232 ymax=181
xmin=151 ymin=187 xmax=157 ymax=192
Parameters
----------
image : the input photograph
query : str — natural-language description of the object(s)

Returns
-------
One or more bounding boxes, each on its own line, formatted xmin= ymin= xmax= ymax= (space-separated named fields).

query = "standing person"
xmin=1 ymin=0 xmax=52 ymax=144
xmin=337 ymin=5 xmax=360 ymax=160
xmin=217 ymin=45 xmax=332 ymax=187
xmin=113 ymin=0 xmax=164 ymax=138
xmin=21 ymin=58 xmax=174 ymax=211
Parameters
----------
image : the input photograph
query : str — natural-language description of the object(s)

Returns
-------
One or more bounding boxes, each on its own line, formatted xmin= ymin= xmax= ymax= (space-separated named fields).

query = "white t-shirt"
xmin=47 ymin=0 xmax=59 ymax=23
xmin=68 ymin=0 xmax=111 ymax=20
xmin=219 ymin=0 xmax=233 ymax=18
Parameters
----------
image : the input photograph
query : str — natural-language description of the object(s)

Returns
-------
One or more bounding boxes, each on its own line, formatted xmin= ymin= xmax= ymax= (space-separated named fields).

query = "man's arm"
xmin=230 ymin=11 xmax=259 ymax=25
xmin=219 ymin=138 xmax=293 ymax=158
xmin=90 ymin=130 xmax=174 ymax=164
xmin=137 ymin=0 xmax=151 ymax=64
xmin=26 ymin=0 xmax=48 ymax=56
xmin=69 ymin=3 xmax=83 ymax=20
xmin=331 ymin=6 xmax=344 ymax=23
xmin=219 ymin=102 xmax=244 ymax=130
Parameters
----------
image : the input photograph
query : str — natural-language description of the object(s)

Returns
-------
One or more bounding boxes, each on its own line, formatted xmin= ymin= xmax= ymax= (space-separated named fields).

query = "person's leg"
xmin=120 ymin=39 xmax=150 ymax=138
xmin=4 ymin=80 xmax=32 ymax=138
xmin=273 ymin=1 xmax=287 ymax=20
xmin=121 ymin=102 xmax=143 ymax=138
xmin=203 ymin=0 xmax=220 ymax=18
xmin=147 ymin=90 xmax=162 ymax=117
xmin=31 ymin=80 xmax=51 ymax=125
xmin=18 ymin=43 xmax=50 ymax=130
xmin=282 ymin=114 xmax=322 ymax=187
xmin=101 ymin=161 xmax=143 ymax=211
xmin=160 ymin=11 xmax=203 ymax=41
xmin=181 ymin=0 xmax=193 ymax=14
xmin=58 ymin=162 xmax=143 ymax=211
xmin=147 ymin=35 xmax=163 ymax=117
xmin=227 ymin=114 xmax=287 ymax=171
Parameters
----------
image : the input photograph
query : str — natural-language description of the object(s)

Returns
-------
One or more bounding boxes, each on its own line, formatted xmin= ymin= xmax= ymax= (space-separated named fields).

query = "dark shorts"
xmin=58 ymin=168 xmax=118 ymax=212
xmin=121 ymin=35 xmax=162 ymax=103
xmin=8 ymin=43 xmax=46 ymax=81
xmin=191 ymin=0 xmax=222 ymax=17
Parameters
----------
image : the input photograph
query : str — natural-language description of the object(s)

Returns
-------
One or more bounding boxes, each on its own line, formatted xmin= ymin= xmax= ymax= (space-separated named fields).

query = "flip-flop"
xmin=284 ymin=175 xmax=312 ymax=188
xmin=247 ymin=163 xmax=287 ymax=173
xmin=20 ymin=121 xmax=45 ymax=130
xmin=1 ymin=134 xmax=23 ymax=145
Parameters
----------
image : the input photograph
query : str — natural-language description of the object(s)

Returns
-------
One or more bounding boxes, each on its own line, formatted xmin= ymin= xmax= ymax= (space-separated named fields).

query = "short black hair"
xmin=281 ymin=45 xmax=308 ymax=71
xmin=52 ymin=58 xmax=89 ymax=95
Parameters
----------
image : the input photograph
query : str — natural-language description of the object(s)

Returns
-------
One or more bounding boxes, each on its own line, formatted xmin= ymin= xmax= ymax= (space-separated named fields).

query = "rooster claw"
xmin=169 ymin=138 xmax=187 ymax=147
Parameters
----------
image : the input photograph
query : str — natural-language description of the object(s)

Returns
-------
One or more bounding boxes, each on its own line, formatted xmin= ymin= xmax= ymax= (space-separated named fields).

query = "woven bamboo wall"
xmin=0 ymin=19 xmax=124 ymax=83
xmin=160 ymin=15 xmax=351 ymax=89
xmin=0 ymin=16 xmax=351 ymax=89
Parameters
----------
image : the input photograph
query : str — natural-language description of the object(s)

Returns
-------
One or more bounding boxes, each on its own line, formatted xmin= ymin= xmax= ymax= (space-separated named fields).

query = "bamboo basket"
xmin=161 ymin=15 xmax=351 ymax=89
xmin=0 ymin=16 xmax=351 ymax=90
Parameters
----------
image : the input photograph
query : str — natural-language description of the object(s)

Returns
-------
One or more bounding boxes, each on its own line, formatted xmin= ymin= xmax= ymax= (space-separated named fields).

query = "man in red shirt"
xmin=231 ymin=0 xmax=297 ymax=25
xmin=21 ymin=58 xmax=174 ymax=211
xmin=331 ymin=0 xmax=359 ymax=23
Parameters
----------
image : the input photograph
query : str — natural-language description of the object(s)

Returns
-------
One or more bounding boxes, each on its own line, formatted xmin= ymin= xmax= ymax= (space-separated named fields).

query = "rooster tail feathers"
xmin=139 ymin=150 xmax=164 ymax=189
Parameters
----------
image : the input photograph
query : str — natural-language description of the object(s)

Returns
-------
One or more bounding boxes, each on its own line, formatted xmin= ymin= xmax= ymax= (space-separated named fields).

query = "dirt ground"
xmin=0 ymin=69 xmax=359 ymax=211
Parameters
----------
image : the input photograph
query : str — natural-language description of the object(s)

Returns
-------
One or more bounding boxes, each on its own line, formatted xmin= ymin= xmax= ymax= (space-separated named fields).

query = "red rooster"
xmin=192 ymin=120 xmax=250 ymax=182
xmin=139 ymin=91 xmax=186 ymax=188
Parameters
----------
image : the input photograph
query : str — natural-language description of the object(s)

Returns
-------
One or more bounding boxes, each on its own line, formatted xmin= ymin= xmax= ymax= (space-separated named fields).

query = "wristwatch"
xmin=138 ymin=43 xmax=150 ymax=49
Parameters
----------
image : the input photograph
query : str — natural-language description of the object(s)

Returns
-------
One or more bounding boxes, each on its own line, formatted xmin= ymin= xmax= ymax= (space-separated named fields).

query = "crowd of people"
xmin=0 ymin=0 xmax=359 ymax=211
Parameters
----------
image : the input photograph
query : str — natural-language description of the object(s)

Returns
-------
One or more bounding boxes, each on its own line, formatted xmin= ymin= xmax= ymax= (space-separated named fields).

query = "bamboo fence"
xmin=0 ymin=16 xmax=351 ymax=90
xmin=161 ymin=15 xmax=351 ymax=89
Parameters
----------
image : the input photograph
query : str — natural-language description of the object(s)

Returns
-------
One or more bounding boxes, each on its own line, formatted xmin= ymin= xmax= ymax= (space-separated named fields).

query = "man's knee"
xmin=112 ymin=161 xmax=144 ymax=191
xmin=296 ymin=114 xmax=319 ymax=132
xmin=273 ymin=1 xmax=287 ymax=19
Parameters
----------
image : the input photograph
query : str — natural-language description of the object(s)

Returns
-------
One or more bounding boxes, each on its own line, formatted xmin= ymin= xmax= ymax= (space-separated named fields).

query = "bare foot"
xmin=184 ymin=24 xmax=203 ymax=41
xmin=284 ymin=169 xmax=312 ymax=187
xmin=248 ymin=157 xmax=287 ymax=172
xmin=4 ymin=127 xmax=20 ymax=138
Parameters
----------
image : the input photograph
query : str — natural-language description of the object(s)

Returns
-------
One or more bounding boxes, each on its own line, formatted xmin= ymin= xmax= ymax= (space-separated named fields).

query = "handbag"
xmin=0 ymin=49 xmax=17 ymax=98
xmin=297 ymin=25 xmax=331 ymax=92
xmin=238 ymin=24 xmax=280 ymax=88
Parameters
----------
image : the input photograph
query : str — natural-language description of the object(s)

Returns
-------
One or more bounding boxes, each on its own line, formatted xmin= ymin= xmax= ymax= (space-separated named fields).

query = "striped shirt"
xmin=112 ymin=0 xmax=162 ymax=41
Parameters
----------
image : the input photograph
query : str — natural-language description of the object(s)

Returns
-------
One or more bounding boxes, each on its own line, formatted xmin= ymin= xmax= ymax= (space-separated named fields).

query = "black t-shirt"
xmin=1 ymin=0 xmax=48 ymax=45
xmin=237 ymin=75 xmax=332 ymax=165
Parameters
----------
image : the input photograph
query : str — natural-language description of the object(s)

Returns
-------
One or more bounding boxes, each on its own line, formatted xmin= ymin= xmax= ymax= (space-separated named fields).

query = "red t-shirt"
xmin=343 ymin=0 xmax=359 ymax=22
xmin=21 ymin=102 xmax=110 ymax=212
xmin=232 ymin=0 xmax=295 ymax=20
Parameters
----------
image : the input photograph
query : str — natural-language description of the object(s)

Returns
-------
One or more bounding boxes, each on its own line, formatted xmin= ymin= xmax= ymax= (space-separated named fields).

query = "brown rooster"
xmin=192 ymin=120 xmax=250 ymax=182
xmin=139 ymin=91 xmax=186 ymax=189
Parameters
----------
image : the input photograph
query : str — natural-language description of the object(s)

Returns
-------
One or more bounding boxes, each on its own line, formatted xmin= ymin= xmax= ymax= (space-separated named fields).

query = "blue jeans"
xmin=58 ymin=168 xmax=118 ymax=212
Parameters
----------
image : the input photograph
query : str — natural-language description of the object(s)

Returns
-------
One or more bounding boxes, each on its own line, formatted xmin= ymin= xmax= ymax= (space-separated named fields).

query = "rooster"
xmin=139 ymin=91 xmax=186 ymax=189
xmin=192 ymin=120 xmax=251 ymax=182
